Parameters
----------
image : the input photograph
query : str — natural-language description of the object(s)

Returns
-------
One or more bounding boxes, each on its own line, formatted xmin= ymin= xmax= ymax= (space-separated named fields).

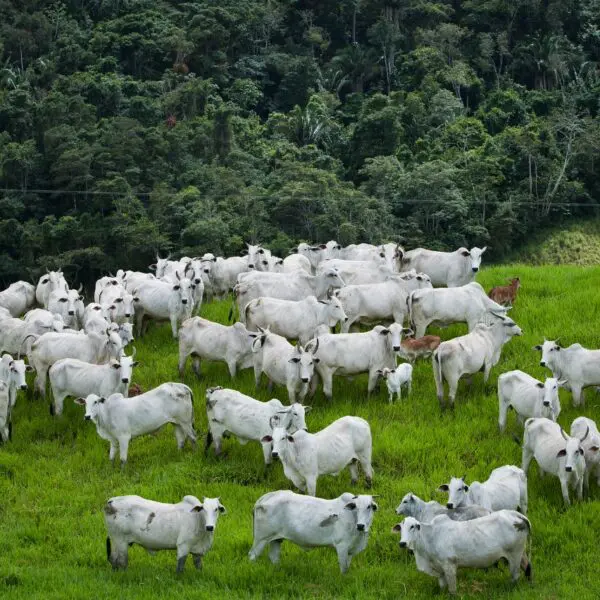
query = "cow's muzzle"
xmin=399 ymin=541 xmax=407 ymax=548
xmin=122 ymin=378 xmax=129 ymax=384
xmin=472 ymin=267 xmax=479 ymax=272
xmin=565 ymin=466 xmax=573 ymax=472
xmin=20 ymin=384 xmax=27 ymax=390
xmin=68 ymin=310 xmax=75 ymax=315
xmin=181 ymin=299 xmax=188 ymax=304
xmin=271 ymin=452 xmax=279 ymax=459
xmin=205 ymin=525 xmax=214 ymax=532
xmin=446 ymin=503 xmax=454 ymax=509
xmin=540 ymin=361 xmax=546 ymax=367
xmin=393 ymin=346 xmax=400 ymax=351
xmin=85 ymin=415 xmax=91 ymax=421
xmin=357 ymin=524 xmax=365 ymax=532
xmin=301 ymin=377 xmax=309 ymax=383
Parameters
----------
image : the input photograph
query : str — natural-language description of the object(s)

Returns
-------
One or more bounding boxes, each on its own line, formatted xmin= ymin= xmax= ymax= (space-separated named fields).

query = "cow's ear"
xmin=438 ymin=484 xmax=449 ymax=492
xmin=463 ymin=485 xmax=469 ymax=492
xmin=287 ymin=435 xmax=294 ymax=443
xmin=74 ymin=397 xmax=86 ymax=405
xmin=109 ymin=305 xmax=116 ymax=311
xmin=416 ymin=523 xmax=421 ymax=530
xmin=25 ymin=365 xmax=34 ymax=372
xmin=99 ymin=397 xmax=106 ymax=403
xmin=111 ymin=363 xmax=121 ymax=370
xmin=288 ymin=357 xmax=301 ymax=363
xmin=261 ymin=435 xmax=272 ymax=443
xmin=461 ymin=250 xmax=470 ymax=257
xmin=556 ymin=448 xmax=567 ymax=457
xmin=133 ymin=297 xmax=140 ymax=302
xmin=191 ymin=505 xmax=204 ymax=513
xmin=392 ymin=523 xmax=402 ymax=533
xmin=590 ymin=446 xmax=600 ymax=452
xmin=313 ymin=357 xmax=320 ymax=363
xmin=380 ymin=328 xmax=390 ymax=336
xmin=173 ymin=285 xmax=180 ymax=291
xmin=218 ymin=504 xmax=227 ymax=514
xmin=533 ymin=345 xmax=542 ymax=351
xmin=536 ymin=382 xmax=544 ymax=388
xmin=319 ymin=514 xmax=339 ymax=527
xmin=344 ymin=502 xmax=357 ymax=510
xmin=79 ymin=296 xmax=84 ymax=301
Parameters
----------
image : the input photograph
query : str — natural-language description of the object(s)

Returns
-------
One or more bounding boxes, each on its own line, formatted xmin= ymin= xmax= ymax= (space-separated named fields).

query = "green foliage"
xmin=0 ymin=0 xmax=599 ymax=282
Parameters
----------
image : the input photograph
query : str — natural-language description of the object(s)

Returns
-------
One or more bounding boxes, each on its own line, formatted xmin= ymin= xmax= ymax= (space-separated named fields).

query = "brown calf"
xmin=128 ymin=383 xmax=144 ymax=397
xmin=399 ymin=335 xmax=441 ymax=363
xmin=488 ymin=277 xmax=520 ymax=305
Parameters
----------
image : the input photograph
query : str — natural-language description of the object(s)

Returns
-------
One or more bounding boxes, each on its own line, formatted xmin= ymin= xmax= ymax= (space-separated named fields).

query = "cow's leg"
xmin=483 ymin=361 xmax=493 ymax=384
xmin=226 ymin=358 xmax=237 ymax=379
xmin=322 ymin=369 xmax=334 ymax=400
xmin=498 ymin=396 xmax=508 ymax=432
xmin=176 ymin=550 xmax=188 ymax=573
xmin=340 ymin=317 xmax=353 ymax=334
xmin=135 ymin=312 xmax=144 ymax=338
xmin=571 ymin=385 xmax=583 ymax=407
xmin=118 ymin=435 xmax=131 ymax=467
xmin=583 ymin=469 xmax=590 ymax=497
xmin=192 ymin=554 xmax=202 ymax=570
xmin=305 ymin=476 xmax=317 ymax=496
xmin=248 ymin=538 xmax=268 ymax=561
xmin=268 ymin=540 xmax=282 ymax=564
xmin=55 ymin=393 xmax=67 ymax=417
xmin=348 ymin=459 xmax=359 ymax=485
xmin=432 ymin=355 xmax=445 ymax=409
xmin=335 ymin=545 xmax=352 ymax=574
xmin=110 ymin=538 xmax=129 ymax=570
xmin=298 ymin=382 xmax=309 ymax=404
xmin=287 ymin=384 xmax=296 ymax=405
xmin=367 ymin=370 xmax=379 ymax=396
xmin=508 ymin=553 xmax=521 ymax=582
xmin=170 ymin=315 xmax=178 ymax=339
xmin=253 ymin=363 xmax=262 ymax=389
xmin=576 ymin=474 xmax=584 ymax=501
xmin=447 ymin=374 xmax=460 ymax=408
xmin=358 ymin=451 xmax=373 ymax=488
xmin=192 ymin=357 xmax=201 ymax=378
xmin=261 ymin=441 xmax=272 ymax=465
xmin=521 ymin=445 xmax=533 ymax=475
xmin=178 ymin=352 xmax=188 ymax=378
xmin=109 ymin=439 xmax=118 ymax=463
xmin=175 ymin=426 xmax=186 ymax=449
xmin=559 ymin=477 xmax=571 ymax=506
xmin=442 ymin=564 xmax=457 ymax=594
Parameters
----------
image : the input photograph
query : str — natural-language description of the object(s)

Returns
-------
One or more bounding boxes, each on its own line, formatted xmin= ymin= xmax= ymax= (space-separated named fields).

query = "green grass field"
xmin=1 ymin=265 xmax=600 ymax=599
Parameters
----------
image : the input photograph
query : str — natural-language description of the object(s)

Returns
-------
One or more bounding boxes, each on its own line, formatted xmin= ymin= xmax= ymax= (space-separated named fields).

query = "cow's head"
xmin=172 ymin=273 xmax=195 ymax=307
xmin=111 ymin=348 xmax=138 ymax=385
xmin=245 ymin=244 xmax=270 ymax=271
xmin=322 ymin=268 xmax=345 ymax=290
xmin=394 ymin=516 xmax=421 ymax=549
xmin=395 ymin=493 xmax=417 ymax=516
xmin=463 ymin=246 xmax=486 ymax=272
xmin=319 ymin=296 xmax=347 ymax=326
xmin=261 ymin=426 xmax=293 ymax=461
xmin=270 ymin=402 xmax=310 ymax=434
xmin=438 ymin=475 xmax=469 ymax=509
xmin=533 ymin=339 xmax=560 ymax=369
xmin=7 ymin=358 xmax=32 ymax=390
xmin=191 ymin=497 xmax=227 ymax=532
xmin=288 ymin=343 xmax=319 ymax=384
xmin=344 ymin=494 xmax=378 ymax=533
xmin=537 ymin=377 xmax=564 ymax=421
xmin=376 ymin=322 xmax=410 ymax=353
xmin=74 ymin=393 xmax=105 ymax=422
xmin=557 ymin=428 xmax=586 ymax=473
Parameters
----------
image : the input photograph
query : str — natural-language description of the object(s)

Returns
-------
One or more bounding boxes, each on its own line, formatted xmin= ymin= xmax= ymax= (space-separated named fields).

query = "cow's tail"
xmin=244 ymin=299 xmax=256 ymax=325
xmin=432 ymin=346 xmax=444 ymax=403
xmin=407 ymin=291 xmax=417 ymax=332
xmin=106 ymin=537 xmax=112 ymax=562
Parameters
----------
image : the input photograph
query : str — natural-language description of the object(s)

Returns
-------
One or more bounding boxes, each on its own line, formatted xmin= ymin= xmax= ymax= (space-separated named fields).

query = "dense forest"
xmin=1 ymin=0 xmax=600 ymax=286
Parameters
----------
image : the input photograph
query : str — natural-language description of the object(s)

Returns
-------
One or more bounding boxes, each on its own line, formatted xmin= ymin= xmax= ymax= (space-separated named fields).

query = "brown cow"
xmin=489 ymin=278 xmax=520 ymax=306
xmin=128 ymin=383 xmax=144 ymax=397
xmin=399 ymin=334 xmax=441 ymax=364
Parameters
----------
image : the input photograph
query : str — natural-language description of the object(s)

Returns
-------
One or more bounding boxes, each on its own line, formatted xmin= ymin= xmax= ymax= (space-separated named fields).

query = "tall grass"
xmin=1 ymin=265 xmax=600 ymax=599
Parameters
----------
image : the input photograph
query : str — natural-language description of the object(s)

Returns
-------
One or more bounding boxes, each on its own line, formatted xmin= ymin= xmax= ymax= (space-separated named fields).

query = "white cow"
xmin=498 ymin=370 xmax=563 ymax=432
xmin=281 ymin=253 xmax=312 ymax=274
xmin=0 ymin=353 xmax=32 ymax=408
xmin=49 ymin=350 xmax=138 ymax=416
xmin=27 ymin=330 xmax=123 ymax=398
xmin=121 ymin=270 xmax=155 ymax=294
xmin=432 ymin=316 xmax=522 ymax=409
xmin=439 ymin=466 xmax=528 ymax=514
xmin=263 ymin=416 xmax=373 ymax=496
xmin=47 ymin=287 xmax=85 ymax=330
xmin=335 ymin=272 xmax=432 ymax=332
xmin=0 ymin=380 xmax=11 ymax=442
xmin=250 ymin=329 xmax=319 ymax=404
xmin=244 ymin=243 xmax=272 ymax=271
xmin=178 ymin=317 xmax=254 ymax=378
xmin=205 ymin=386 xmax=309 ymax=462
xmin=35 ymin=271 xmax=68 ymax=308
xmin=340 ymin=242 xmax=402 ymax=269
xmin=133 ymin=274 xmax=194 ymax=338
xmin=534 ymin=339 xmax=600 ymax=407
xmin=208 ymin=256 xmax=250 ymax=299
xmin=306 ymin=323 xmax=406 ymax=400
xmin=408 ymin=282 xmax=509 ymax=338
xmin=395 ymin=511 xmax=531 ymax=594
xmin=570 ymin=416 xmax=600 ymax=493
xmin=400 ymin=246 xmax=487 ymax=287
xmin=148 ymin=253 xmax=173 ymax=278
xmin=104 ymin=494 xmax=226 ymax=571
xmin=376 ymin=364 xmax=412 ymax=403
xmin=249 ymin=491 xmax=377 ymax=573
xmin=395 ymin=492 xmax=491 ymax=523
xmin=245 ymin=295 xmax=347 ymax=345
xmin=94 ymin=276 xmax=121 ymax=303
xmin=297 ymin=241 xmax=342 ymax=272
xmin=113 ymin=322 xmax=134 ymax=349
xmin=316 ymin=258 xmax=388 ymax=285
xmin=0 ymin=313 xmax=64 ymax=356
xmin=522 ymin=417 xmax=587 ymax=505
xmin=0 ymin=281 xmax=36 ymax=317
xmin=234 ymin=268 xmax=345 ymax=322
xmin=76 ymin=383 xmax=196 ymax=464
xmin=98 ymin=284 xmax=135 ymax=325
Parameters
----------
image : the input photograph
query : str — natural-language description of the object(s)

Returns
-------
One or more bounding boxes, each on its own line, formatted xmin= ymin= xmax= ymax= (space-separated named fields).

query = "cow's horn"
xmin=580 ymin=426 xmax=590 ymax=442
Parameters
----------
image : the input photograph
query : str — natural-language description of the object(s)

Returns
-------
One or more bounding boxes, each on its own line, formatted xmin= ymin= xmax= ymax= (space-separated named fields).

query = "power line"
xmin=0 ymin=188 xmax=597 ymax=207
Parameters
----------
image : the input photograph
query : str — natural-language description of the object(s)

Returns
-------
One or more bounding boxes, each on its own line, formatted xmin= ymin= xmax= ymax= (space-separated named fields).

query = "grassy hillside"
xmin=1 ymin=266 xmax=600 ymax=599
xmin=511 ymin=220 xmax=600 ymax=265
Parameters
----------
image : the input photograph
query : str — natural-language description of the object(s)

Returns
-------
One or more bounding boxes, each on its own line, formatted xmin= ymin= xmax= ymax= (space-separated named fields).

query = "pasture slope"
xmin=1 ymin=265 xmax=600 ymax=600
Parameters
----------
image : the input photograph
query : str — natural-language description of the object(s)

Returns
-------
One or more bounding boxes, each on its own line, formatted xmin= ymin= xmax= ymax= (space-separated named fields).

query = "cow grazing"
xmin=432 ymin=316 xmax=522 ymax=409
xmin=394 ymin=511 xmax=531 ymax=594
xmin=401 ymin=246 xmax=487 ymax=287
xmin=408 ymin=282 xmax=509 ymax=338
xmin=522 ymin=417 xmax=587 ymax=505
xmin=49 ymin=349 xmax=138 ymax=416
xmin=306 ymin=323 xmax=408 ymax=400
xmin=395 ymin=492 xmax=491 ymax=523
xmin=205 ymin=386 xmax=309 ymax=463
xmin=498 ymin=370 xmax=563 ymax=432
xmin=0 ymin=353 xmax=32 ymax=408
xmin=47 ymin=287 xmax=85 ymax=330
xmin=27 ymin=330 xmax=123 ymax=398
xmin=0 ymin=312 xmax=64 ymax=356
xmin=0 ymin=380 xmax=12 ymax=443
xmin=250 ymin=329 xmax=319 ymax=404
xmin=376 ymin=364 xmax=413 ymax=403
xmin=245 ymin=295 xmax=347 ymax=345
xmin=234 ymin=268 xmax=345 ymax=322
xmin=489 ymin=277 xmax=521 ymax=305
xmin=570 ymin=416 xmax=600 ymax=493
xmin=438 ymin=466 xmax=528 ymax=514
xmin=534 ymin=339 xmax=600 ymax=407
xmin=35 ymin=271 xmax=68 ymax=308
xmin=104 ymin=494 xmax=225 ymax=572
xmin=398 ymin=334 xmax=441 ymax=364
xmin=0 ymin=281 xmax=36 ymax=317
xmin=178 ymin=317 xmax=254 ymax=378
xmin=133 ymin=273 xmax=195 ymax=338
xmin=249 ymin=491 xmax=377 ymax=573
xmin=334 ymin=272 xmax=432 ymax=332
xmin=76 ymin=383 xmax=196 ymax=465
xmin=262 ymin=416 xmax=373 ymax=496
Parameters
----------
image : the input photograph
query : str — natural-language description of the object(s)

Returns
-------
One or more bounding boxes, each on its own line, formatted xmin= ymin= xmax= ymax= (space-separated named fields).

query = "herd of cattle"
xmin=1 ymin=241 xmax=599 ymax=594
